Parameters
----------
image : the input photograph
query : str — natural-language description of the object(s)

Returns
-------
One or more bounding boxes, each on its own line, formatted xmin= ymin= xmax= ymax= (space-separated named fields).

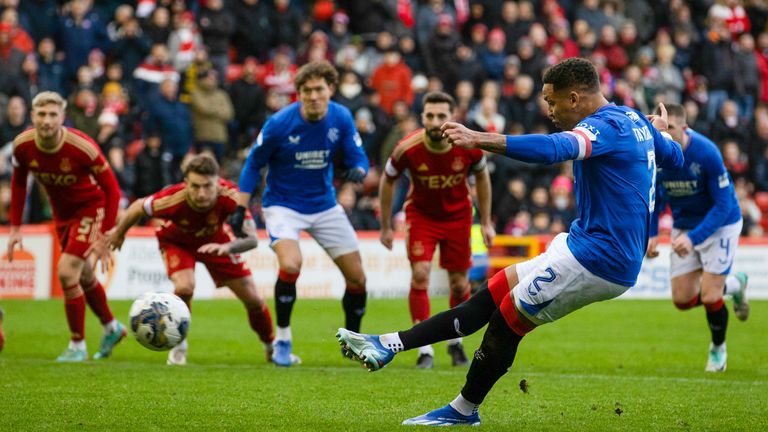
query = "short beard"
xmin=426 ymin=129 xmax=443 ymax=142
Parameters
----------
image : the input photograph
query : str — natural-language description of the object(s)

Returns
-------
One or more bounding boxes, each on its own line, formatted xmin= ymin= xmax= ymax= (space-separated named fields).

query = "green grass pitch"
xmin=0 ymin=297 xmax=766 ymax=431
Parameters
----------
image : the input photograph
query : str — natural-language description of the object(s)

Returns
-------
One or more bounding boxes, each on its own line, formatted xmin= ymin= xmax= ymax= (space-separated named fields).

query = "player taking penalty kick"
xmin=379 ymin=91 xmax=494 ymax=368
xmin=7 ymin=91 xmax=126 ymax=362
xmin=337 ymin=58 xmax=685 ymax=426
xmin=106 ymin=154 xmax=275 ymax=365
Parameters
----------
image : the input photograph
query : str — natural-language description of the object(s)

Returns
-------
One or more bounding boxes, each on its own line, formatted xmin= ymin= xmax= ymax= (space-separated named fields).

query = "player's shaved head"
xmin=32 ymin=91 xmax=67 ymax=111
xmin=543 ymin=58 xmax=600 ymax=93
xmin=655 ymin=103 xmax=686 ymax=124
xmin=184 ymin=154 xmax=219 ymax=177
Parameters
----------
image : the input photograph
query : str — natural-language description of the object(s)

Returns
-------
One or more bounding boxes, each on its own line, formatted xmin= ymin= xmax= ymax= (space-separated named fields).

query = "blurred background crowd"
xmin=2 ymin=0 xmax=768 ymax=238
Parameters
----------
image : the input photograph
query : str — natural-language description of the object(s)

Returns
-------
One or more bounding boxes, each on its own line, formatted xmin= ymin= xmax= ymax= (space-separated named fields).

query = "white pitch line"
xmin=8 ymin=359 xmax=768 ymax=386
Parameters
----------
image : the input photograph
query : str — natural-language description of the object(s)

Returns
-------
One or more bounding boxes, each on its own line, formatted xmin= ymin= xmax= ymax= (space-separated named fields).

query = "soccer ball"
xmin=129 ymin=292 xmax=191 ymax=351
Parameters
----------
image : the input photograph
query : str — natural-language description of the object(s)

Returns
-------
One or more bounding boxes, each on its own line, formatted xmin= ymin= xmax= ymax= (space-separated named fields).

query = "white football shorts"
xmin=512 ymin=233 xmax=631 ymax=325
xmin=669 ymin=219 xmax=742 ymax=278
xmin=262 ymin=204 xmax=359 ymax=259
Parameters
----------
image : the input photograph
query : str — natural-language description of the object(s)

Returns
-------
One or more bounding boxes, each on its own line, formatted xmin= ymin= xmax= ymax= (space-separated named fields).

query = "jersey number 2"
xmin=648 ymin=150 xmax=656 ymax=213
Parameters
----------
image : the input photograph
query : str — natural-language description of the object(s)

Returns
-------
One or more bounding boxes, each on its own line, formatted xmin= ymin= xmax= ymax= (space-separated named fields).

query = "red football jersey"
xmin=11 ymin=127 xmax=118 ymax=225
xmin=385 ymin=129 xmax=486 ymax=220
xmin=143 ymin=179 xmax=252 ymax=247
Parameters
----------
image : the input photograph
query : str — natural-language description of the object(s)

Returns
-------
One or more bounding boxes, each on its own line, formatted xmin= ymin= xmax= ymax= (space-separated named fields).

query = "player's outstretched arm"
xmin=444 ymin=122 xmax=583 ymax=165
xmin=441 ymin=122 xmax=507 ymax=154
xmin=199 ymin=219 xmax=258 ymax=255
xmin=106 ymin=198 xmax=147 ymax=250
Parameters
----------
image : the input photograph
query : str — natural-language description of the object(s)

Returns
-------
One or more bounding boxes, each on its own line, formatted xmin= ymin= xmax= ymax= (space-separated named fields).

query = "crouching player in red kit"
xmin=107 ymin=154 xmax=274 ymax=365
xmin=7 ymin=91 xmax=126 ymax=362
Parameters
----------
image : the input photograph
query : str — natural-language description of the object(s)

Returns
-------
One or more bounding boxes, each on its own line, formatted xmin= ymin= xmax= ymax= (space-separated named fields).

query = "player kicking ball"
xmin=337 ymin=58 xmax=684 ymax=426
xmin=646 ymin=103 xmax=750 ymax=372
xmin=8 ymin=91 xmax=126 ymax=362
xmin=107 ymin=154 xmax=279 ymax=365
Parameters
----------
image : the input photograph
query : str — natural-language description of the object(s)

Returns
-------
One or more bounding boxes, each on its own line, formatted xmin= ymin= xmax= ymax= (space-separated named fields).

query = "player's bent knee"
xmin=499 ymin=295 xmax=536 ymax=336
xmin=346 ymin=278 xmax=366 ymax=293
xmin=411 ymin=271 xmax=429 ymax=286
xmin=58 ymin=270 xmax=80 ymax=288
xmin=450 ymin=286 xmax=469 ymax=301
xmin=79 ymin=273 xmax=97 ymax=290
xmin=673 ymin=295 xmax=700 ymax=310
xmin=487 ymin=269 xmax=512 ymax=307
xmin=279 ymin=264 xmax=302 ymax=275
xmin=174 ymin=283 xmax=195 ymax=297
xmin=700 ymin=292 xmax=724 ymax=308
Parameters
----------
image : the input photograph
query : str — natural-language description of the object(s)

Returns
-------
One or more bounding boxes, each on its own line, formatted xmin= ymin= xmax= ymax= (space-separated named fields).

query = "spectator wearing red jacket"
xmin=369 ymin=47 xmax=413 ymax=115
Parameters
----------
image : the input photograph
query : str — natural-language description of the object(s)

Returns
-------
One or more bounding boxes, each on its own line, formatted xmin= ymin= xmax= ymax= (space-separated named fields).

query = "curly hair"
xmin=294 ymin=60 xmax=339 ymax=91
xmin=542 ymin=58 xmax=600 ymax=93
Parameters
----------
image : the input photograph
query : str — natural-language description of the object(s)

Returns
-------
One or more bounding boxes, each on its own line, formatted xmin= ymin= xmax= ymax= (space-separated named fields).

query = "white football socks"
xmin=450 ymin=394 xmax=479 ymax=416
xmin=379 ymin=332 xmax=404 ymax=352
xmin=69 ymin=339 xmax=86 ymax=351
xmin=276 ymin=326 xmax=292 ymax=341
xmin=417 ymin=344 xmax=434 ymax=356
xmin=173 ymin=339 xmax=188 ymax=352
xmin=724 ymin=275 xmax=740 ymax=296
xmin=104 ymin=319 xmax=118 ymax=334
xmin=447 ymin=337 xmax=463 ymax=346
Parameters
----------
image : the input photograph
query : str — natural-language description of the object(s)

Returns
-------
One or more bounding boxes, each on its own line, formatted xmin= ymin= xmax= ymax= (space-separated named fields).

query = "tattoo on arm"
xmin=227 ymin=237 xmax=258 ymax=254
xmin=477 ymin=134 xmax=508 ymax=155
xmin=228 ymin=218 xmax=258 ymax=253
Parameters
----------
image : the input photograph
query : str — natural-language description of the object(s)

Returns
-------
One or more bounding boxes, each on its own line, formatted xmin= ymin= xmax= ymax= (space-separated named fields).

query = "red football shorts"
xmin=158 ymin=233 xmax=251 ymax=286
xmin=55 ymin=206 xmax=106 ymax=259
xmin=406 ymin=212 xmax=471 ymax=272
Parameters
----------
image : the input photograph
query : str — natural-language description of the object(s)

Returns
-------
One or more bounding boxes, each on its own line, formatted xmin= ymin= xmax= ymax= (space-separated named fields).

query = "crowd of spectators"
xmin=2 ymin=0 xmax=768 ymax=238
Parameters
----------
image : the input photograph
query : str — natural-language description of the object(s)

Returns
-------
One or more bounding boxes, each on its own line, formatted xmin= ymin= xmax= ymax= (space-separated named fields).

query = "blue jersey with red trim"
xmin=504 ymin=104 xmax=684 ymax=286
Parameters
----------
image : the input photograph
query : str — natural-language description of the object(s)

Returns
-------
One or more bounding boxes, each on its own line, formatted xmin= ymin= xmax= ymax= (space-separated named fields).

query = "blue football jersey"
xmin=653 ymin=129 xmax=741 ymax=245
xmin=239 ymin=101 xmax=369 ymax=214
xmin=505 ymin=104 xmax=684 ymax=286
